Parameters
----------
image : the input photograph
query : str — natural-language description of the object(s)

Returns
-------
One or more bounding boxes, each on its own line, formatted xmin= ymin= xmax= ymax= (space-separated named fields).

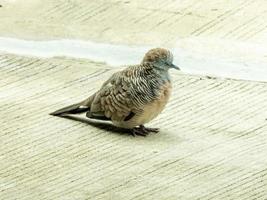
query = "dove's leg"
xmin=140 ymin=125 xmax=159 ymax=133
xmin=131 ymin=127 xmax=148 ymax=137
xmin=131 ymin=125 xmax=159 ymax=136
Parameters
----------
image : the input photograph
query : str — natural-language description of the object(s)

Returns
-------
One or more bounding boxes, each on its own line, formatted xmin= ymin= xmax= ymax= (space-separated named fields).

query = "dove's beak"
xmin=169 ymin=63 xmax=180 ymax=70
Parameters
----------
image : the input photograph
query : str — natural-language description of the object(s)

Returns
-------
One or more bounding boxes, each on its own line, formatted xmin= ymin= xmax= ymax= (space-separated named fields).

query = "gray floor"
xmin=1 ymin=0 xmax=267 ymax=199
xmin=1 ymin=54 xmax=267 ymax=199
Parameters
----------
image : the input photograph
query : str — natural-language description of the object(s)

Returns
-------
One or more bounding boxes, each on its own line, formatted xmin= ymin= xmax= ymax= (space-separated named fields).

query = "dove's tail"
xmin=49 ymin=102 xmax=90 ymax=116
xmin=50 ymin=94 xmax=96 ymax=116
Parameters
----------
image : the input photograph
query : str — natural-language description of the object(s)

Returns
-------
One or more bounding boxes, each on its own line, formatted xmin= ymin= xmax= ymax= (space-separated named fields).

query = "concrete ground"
xmin=0 ymin=0 xmax=267 ymax=199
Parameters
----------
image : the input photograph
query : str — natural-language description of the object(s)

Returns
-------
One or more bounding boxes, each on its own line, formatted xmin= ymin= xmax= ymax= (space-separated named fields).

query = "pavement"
xmin=0 ymin=0 xmax=267 ymax=200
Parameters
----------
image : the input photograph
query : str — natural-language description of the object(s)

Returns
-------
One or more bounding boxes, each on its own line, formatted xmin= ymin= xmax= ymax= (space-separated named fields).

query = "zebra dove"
xmin=50 ymin=48 xmax=179 ymax=136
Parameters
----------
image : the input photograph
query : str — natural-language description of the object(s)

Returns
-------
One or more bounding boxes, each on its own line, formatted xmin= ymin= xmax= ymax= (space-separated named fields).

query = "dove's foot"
xmin=131 ymin=128 xmax=148 ymax=137
xmin=140 ymin=125 xmax=159 ymax=133
xmin=131 ymin=125 xmax=159 ymax=137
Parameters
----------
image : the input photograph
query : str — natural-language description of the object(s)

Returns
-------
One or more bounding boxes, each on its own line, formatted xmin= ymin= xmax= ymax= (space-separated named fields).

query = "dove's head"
xmin=142 ymin=48 xmax=179 ymax=71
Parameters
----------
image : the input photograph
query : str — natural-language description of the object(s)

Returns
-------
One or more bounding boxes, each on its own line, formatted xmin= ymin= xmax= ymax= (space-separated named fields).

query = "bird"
xmin=50 ymin=48 xmax=179 ymax=136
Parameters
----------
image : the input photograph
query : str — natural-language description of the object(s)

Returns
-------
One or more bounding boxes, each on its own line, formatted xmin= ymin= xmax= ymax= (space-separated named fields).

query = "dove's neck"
xmin=153 ymin=67 xmax=171 ymax=82
xmin=161 ymin=71 xmax=171 ymax=82
xmin=140 ymin=62 xmax=171 ymax=82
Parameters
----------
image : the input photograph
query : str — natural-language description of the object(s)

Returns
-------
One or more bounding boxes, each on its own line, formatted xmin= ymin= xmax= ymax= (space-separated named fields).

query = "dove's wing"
xmin=87 ymin=69 xmax=138 ymax=122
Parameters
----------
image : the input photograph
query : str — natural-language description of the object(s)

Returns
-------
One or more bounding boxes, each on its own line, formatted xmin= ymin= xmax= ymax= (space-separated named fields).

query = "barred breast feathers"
xmin=120 ymin=63 xmax=167 ymax=107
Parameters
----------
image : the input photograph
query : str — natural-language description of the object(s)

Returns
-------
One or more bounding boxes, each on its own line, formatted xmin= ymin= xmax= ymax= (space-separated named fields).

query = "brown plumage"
xmin=50 ymin=48 xmax=179 ymax=136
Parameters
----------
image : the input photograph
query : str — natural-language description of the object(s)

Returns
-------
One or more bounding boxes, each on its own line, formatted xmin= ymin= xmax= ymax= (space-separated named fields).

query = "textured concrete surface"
xmin=0 ymin=0 xmax=267 ymax=46
xmin=1 ymin=54 xmax=267 ymax=200
xmin=1 ymin=0 xmax=267 ymax=200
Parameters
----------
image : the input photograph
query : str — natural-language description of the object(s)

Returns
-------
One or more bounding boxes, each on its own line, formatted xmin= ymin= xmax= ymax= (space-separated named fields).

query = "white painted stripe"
xmin=0 ymin=37 xmax=267 ymax=82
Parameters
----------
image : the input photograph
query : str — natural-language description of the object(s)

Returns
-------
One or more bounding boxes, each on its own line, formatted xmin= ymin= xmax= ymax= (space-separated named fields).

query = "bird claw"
xmin=131 ymin=128 xmax=148 ymax=137
xmin=131 ymin=125 xmax=159 ymax=137
xmin=142 ymin=126 xmax=159 ymax=133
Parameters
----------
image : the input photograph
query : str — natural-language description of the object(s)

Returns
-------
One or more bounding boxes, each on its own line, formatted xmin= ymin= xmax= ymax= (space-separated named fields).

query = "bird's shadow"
xmin=60 ymin=114 xmax=132 ymax=136
xmin=54 ymin=114 xmax=182 ymax=142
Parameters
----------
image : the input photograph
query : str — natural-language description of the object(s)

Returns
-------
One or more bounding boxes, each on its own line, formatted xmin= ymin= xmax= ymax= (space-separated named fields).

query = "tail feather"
xmin=50 ymin=103 xmax=89 ymax=116
xmin=50 ymin=93 xmax=96 ymax=116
